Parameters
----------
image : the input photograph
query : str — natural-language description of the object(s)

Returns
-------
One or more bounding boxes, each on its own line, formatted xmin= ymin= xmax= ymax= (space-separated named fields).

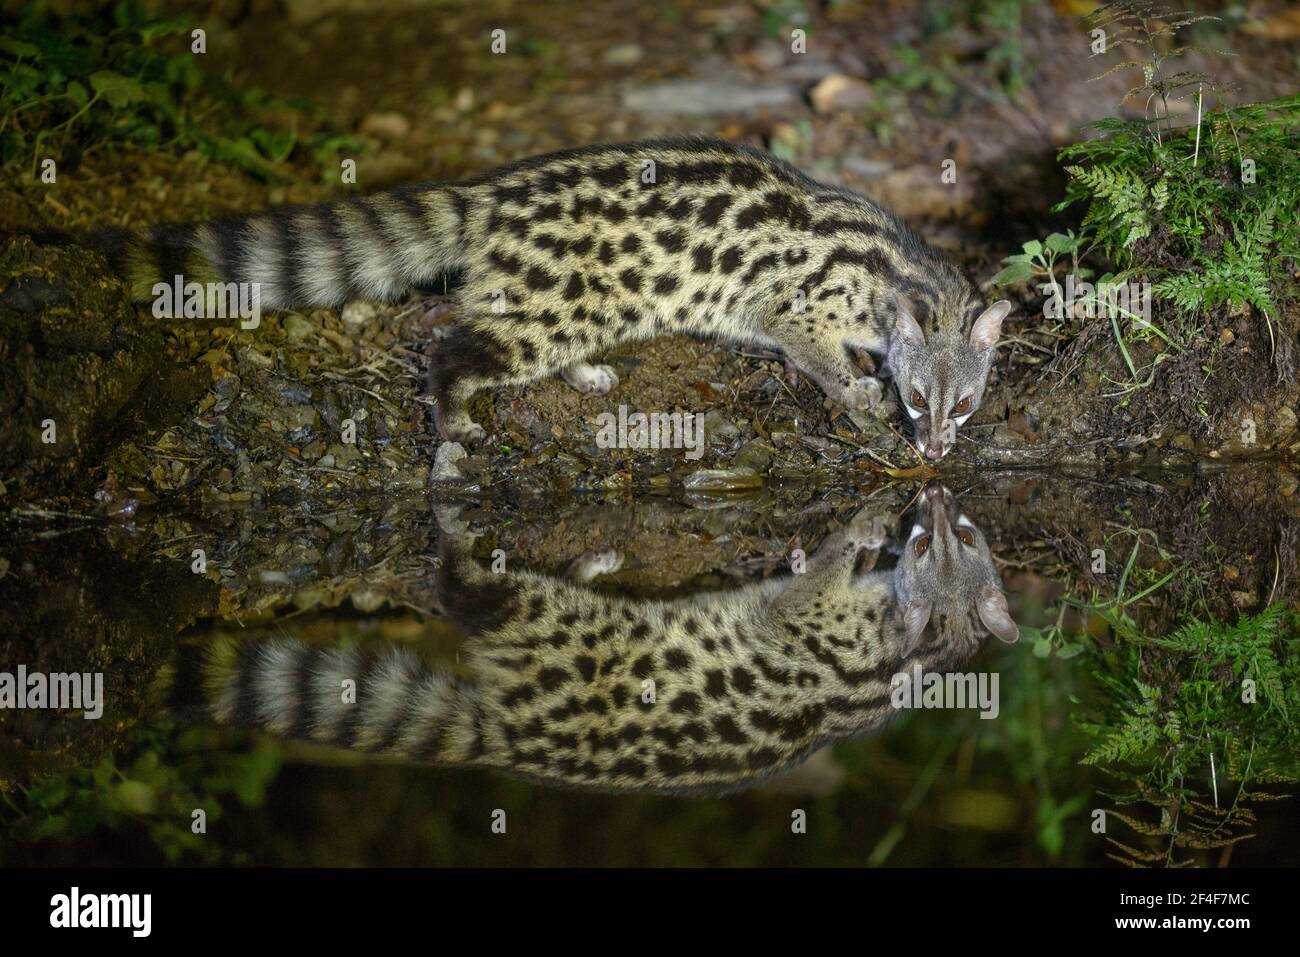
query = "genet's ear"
xmin=902 ymin=601 xmax=933 ymax=653
xmin=894 ymin=294 xmax=926 ymax=346
xmin=977 ymin=588 xmax=1019 ymax=643
xmin=969 ymin=300 xmax=1012 ymax=351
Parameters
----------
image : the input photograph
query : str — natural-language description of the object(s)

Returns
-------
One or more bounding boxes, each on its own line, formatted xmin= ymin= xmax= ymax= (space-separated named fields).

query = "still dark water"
xmin=2 ymin=469 xmax=1297 ymax=866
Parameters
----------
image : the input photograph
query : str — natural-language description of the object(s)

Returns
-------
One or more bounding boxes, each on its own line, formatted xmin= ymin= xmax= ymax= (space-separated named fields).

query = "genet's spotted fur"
xmin=104 ymin=137 xmax=1012 ymax=458
xmin=160 ymin=486 xmax=1018 ymax=795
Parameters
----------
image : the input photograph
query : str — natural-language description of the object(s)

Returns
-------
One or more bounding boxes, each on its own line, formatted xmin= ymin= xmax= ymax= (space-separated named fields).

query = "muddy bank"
xmin=2 ymin=233 xmax=1297 ymax=525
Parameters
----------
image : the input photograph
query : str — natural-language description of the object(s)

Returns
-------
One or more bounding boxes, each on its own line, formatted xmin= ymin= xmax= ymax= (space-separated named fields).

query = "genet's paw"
xmin=834 ymin=376 xmax=883 ymax=412
xmin=561 ymin=363 xmax=620 ymax=396
xmin=445 ymin=420 xmax=487 ymax=444
xmin=565 ymin=548 xmax=625 ymax=582
xmin=846 ymin=512 xmax=888 ymax=551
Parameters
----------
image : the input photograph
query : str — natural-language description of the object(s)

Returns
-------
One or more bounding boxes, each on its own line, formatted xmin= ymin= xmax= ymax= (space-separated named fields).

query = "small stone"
xmin=358 ymin=111 xmax=411 ymax=140
xmin=341 ymin=301 xmax=380 ymax=334
xmin=213 ymin=375 xmax=241 ymax=399
xmin=1274 ymin=405 xmax=1297 ymax=437
xmin=623 ymin=80 xmax=798 ymax=116
xmin=351 ymin=588 xmax=387 ymax=613
xmin=283 ymin=314 xmax=316 ymax=342
xmin=733 ymin=439 xmax=772 ymax=474
xmin=282 ymin=405 xmax=320 ymax=430
xmin=683 ymin=467 xmax=762 ymax=491
xmin=809 ymin=74 xmax=874 ymax=114
xmin=431 ymin=441 xmax=468 ymax=482
xmin=327 ymin=443 xmax=361 ymax=467
xmin=702 ymin=409 xmax=741 ymax=444
xmin=602 ymin=43 xmax=643 ymax=67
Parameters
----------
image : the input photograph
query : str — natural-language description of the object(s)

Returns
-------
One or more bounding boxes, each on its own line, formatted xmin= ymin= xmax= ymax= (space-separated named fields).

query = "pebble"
xmin=809 ymin=74 xmax=874 ymax=113
xmin=623 ymin=80 xmax=798 ymax=115
xmin=683 ymin=467 xmax=763 ymax=491
xmin=431 ymin=441 xmax=468 ymax=482
xmin=357 ymin=111 xmax=411 ymax=140
xmin=282 ymin=314 xmax=317 ymax=342
xmin=602 ymin=43 xmax=644 ymax=67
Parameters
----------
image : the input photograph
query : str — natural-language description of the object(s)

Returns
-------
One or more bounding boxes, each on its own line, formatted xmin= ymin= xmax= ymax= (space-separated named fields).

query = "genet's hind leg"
xmin=559 ymin=362 xmax=620 ymax=396
xmin=427 ymin=323 xmax=511 ymax=444
xmin=432 ymin=510 xmax=521 ymax=636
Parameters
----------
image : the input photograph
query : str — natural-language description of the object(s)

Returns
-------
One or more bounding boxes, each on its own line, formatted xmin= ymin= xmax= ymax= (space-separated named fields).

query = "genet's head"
xmin=894 ymin=483 xmax=1019 ymax=653
xmin=887 ymin=296 xmax=1012 ymax=460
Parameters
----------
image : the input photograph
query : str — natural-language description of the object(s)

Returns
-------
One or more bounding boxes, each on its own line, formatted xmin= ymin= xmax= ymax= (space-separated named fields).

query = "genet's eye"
xmin=911 ymin=389 xmax=927 ymax=409
xmin=957 ymin=528 xmax=975 ymax=547
xmin=914 ymin=535 xmax=930 ymax=557
xmin=951 ymin=397 xmax=971 ymax=415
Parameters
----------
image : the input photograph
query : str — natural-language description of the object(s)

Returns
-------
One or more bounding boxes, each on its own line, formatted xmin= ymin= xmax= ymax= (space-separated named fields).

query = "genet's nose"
xmin=924 ymin=483 xmax=945 ymax=500
xmin=925 ymin=444 xmax=945 ymax=460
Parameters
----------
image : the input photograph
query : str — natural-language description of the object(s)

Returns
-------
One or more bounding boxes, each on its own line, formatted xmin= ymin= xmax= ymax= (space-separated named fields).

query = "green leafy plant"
xmin=1078 ymin=603 xmax=1299 ymax=867
xmin=993 ymin=0 xmax=1299 ymax=401
xmin=1053 ymin=95 xmax=1298 ymax=324
xmin=0 ymin=719 xmax=282 ymax=864
xmin=0 ymin=2 xmax=358 ymax=181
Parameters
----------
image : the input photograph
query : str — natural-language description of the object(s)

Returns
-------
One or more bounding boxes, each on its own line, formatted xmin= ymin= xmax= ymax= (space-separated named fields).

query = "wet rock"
xmin=280 ymin=405 xmax=321 ymax=430
xmin=0 ymin=274 xmax=71 ymax=313
xmin=0 ymin=238 xmax=208 ymax=503
xmin=733 ymin=439 xmax=773 ymax=474
xmin=683 ymin=467 xmax=762 ymax=491
xmin=283 ymin=314 xmax=317 ymax=342
xmin=273 ymin=379 xmax=312 ymax=404
xmin=326 ymin=442 xmax=362 ymax=468
xmin=431 ymin=441 xmax=468 ymax=482
xmin=702 ymin=409 xmax=741 ymax=445
xmin=1274 ymin=405 xmax=1297 ymax=438
xmin=213 ymin=375 xmax=242 ymax=399
xmin=844 ymin=409 xmax=877 ymax=432
xmin=351 ymin=588 xmax=387 ymax=613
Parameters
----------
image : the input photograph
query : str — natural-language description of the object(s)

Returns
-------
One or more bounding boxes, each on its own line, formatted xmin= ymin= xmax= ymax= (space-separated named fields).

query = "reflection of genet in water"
xmin=163 ymin=485 xmax=1018 ymax=795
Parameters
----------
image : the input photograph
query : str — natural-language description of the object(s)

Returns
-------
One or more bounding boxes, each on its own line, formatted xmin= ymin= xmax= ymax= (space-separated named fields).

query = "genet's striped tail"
xmin=82 ymin=184 xmax=468 ymax=310
xmin=154 ymin=636 xmax=484 ymax=763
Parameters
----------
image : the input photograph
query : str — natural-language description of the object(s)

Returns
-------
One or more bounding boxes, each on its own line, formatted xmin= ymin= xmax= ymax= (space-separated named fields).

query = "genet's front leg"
xmin=767 ymin=320 xmax=882 ymax=411
xmin=774 ymin=509 xmax=889 ymax=608
xmin=559 ymin=362 xmax=620 ymax=396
